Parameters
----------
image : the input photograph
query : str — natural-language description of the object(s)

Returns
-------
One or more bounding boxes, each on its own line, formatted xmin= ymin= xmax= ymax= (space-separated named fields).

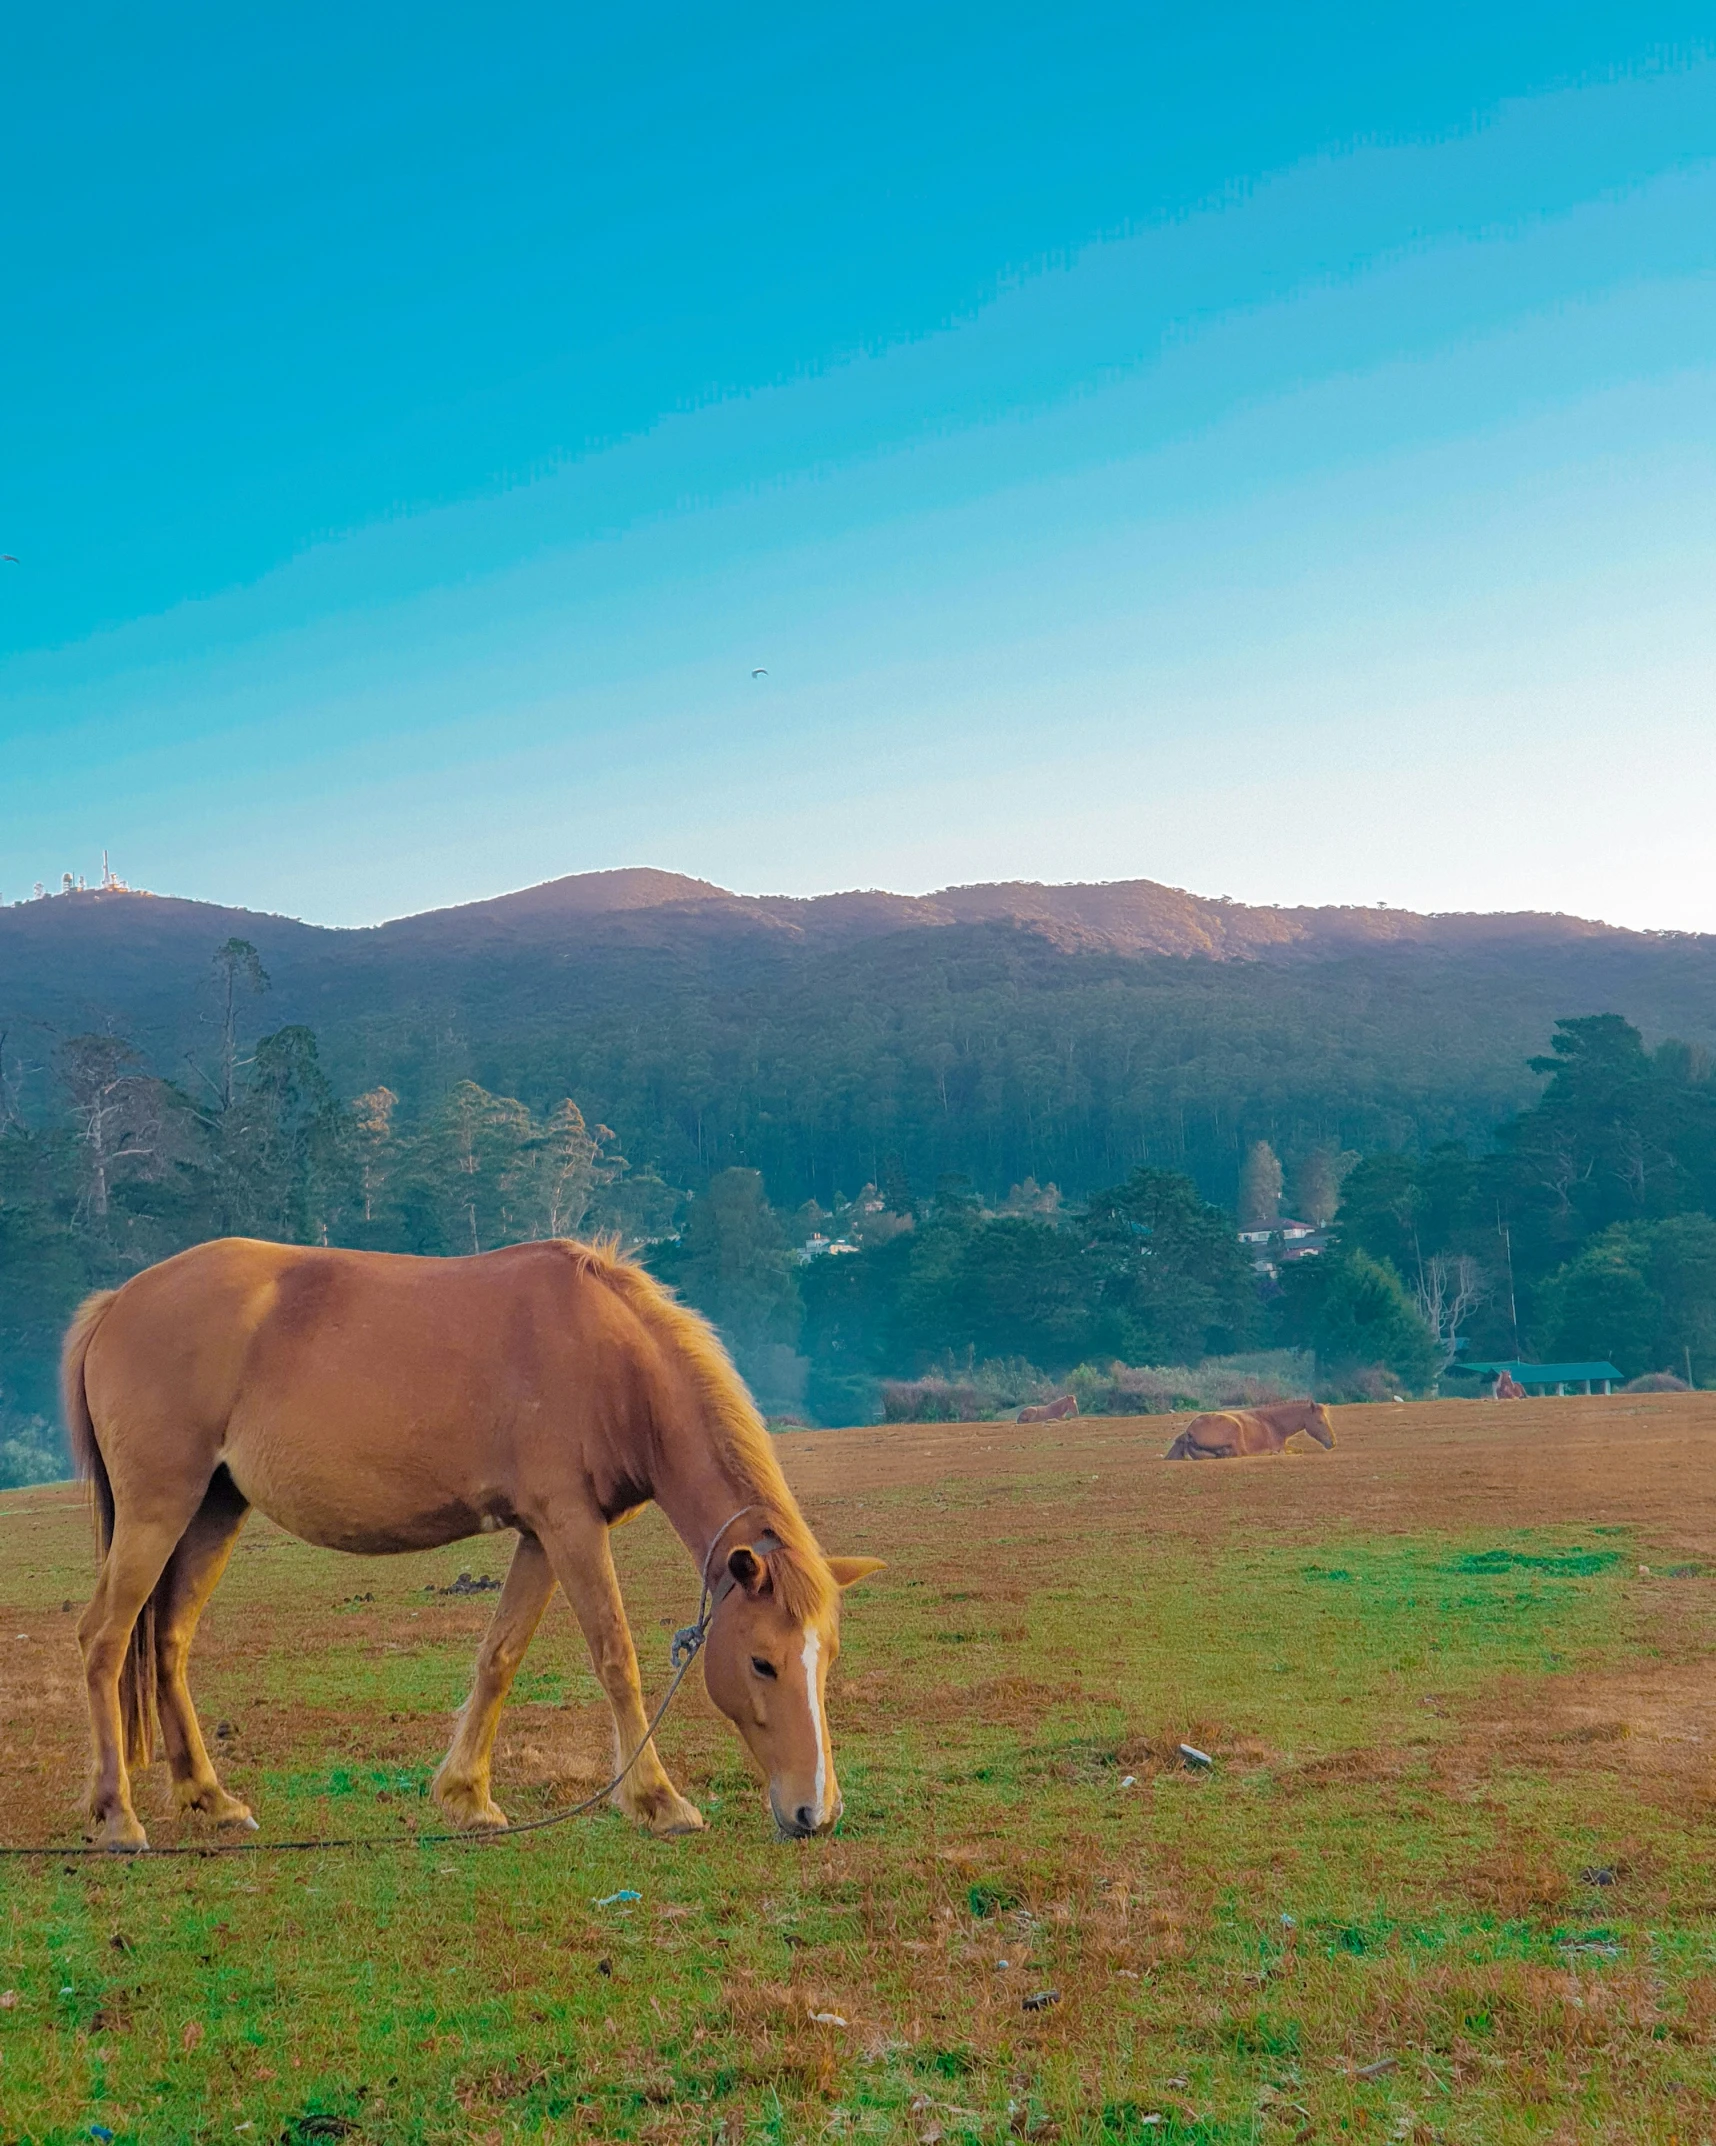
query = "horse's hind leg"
xmin=431 ymin=1531 xmax=557 ymax=1830
xmin=153 ymin=1469 xmax=255 ymax=1827
xmin=79 ymin=1502 xmax=202 ymax=1850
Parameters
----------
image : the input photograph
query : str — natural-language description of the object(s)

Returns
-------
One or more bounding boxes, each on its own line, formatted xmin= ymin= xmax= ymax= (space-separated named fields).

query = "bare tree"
xmin=534 ymin=1098 xmax=603 ymax=1238
xmin=1612 ymin=1126 xmax=1669 ymax=1212
xmin=1534 ymin=1135 xmax=1591 ymax=1218
xmin=1413 ymin=1253 xmax=1488 ymax=1375
xmin=59 ymin=1034 xmax=166 ymax=1220
xmin=521 ymin=1100 xmax=632 ymax=1239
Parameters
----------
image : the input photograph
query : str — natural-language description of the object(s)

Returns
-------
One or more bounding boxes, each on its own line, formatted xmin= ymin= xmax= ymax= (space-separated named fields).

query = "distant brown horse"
xmin=1165 ymin=1399 xmax=1336 ymax=1459
xmin=61 ymin=1237 xmax=882 ymax=1851
xmin=1017 ymin=1394 xmax=1078 ymax=1423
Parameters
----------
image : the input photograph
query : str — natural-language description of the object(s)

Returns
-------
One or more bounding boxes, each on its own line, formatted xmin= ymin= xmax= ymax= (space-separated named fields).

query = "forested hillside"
xmin=5 ymin=870 xmax=1714 ymax=1206
xmin=3 ymin=870 xmax=1714 ymax=1473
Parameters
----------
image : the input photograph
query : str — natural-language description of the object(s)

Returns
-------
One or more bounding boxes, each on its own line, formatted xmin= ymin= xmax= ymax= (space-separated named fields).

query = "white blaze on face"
xmin=800 ymin=1623 xmax=828 ymax=1823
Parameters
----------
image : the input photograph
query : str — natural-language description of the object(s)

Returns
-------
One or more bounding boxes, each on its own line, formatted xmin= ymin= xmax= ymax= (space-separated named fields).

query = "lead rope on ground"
xmin=0 ymin=1513 xmax=758 ymax=1863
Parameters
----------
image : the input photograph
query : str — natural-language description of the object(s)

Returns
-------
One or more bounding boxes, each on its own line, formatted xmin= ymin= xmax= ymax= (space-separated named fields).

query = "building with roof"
xmin=1460 ymin=1359 xmax=1623 ymax=1396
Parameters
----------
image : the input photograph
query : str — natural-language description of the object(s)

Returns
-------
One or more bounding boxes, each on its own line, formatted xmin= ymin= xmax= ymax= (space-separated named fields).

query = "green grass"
xmin=3 ymin=1507 xmax=1714 ymax=2143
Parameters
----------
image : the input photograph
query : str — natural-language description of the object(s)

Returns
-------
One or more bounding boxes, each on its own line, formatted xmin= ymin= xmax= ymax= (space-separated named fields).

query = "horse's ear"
xmin=727 ymin=1546 xmax=771 ymax=1595
xmin=825 ymin=1555 xmax=886 ymax=1590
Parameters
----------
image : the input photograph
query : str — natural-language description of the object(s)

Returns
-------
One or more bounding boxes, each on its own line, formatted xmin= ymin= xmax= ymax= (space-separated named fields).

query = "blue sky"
xmin=3 ymin=6 xmax=1713 ymax=927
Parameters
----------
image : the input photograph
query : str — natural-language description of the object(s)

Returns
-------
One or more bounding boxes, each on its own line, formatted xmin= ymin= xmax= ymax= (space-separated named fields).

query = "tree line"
xmin=648 ymin=1012 xmax=1716 ymax=1416
xmin=3 ymin=940 xmax=1711 ymax=1483
xmin=24 ymin=899 xmax=1697 ymax=1227
xmin=654 ymin=1156 xmax=1436 ymax=1424
xmin=0 ymin=941 xmax=675 ymax=1477
xmin=1319 ymin=1014 xmax=1716 ymax=1386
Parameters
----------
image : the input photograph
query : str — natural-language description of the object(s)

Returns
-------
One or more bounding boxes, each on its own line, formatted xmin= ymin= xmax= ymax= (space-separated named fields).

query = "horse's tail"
xmin=62 ymin=1291 xmax=117 ymax=1532
xmin=61 ymin=1291 xmax=156 ymax=1768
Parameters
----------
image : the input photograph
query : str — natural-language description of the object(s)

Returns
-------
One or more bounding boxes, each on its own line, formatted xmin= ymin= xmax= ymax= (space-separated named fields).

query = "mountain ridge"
xmin=4 ymin=861 xmax=1715 ymax=1234
xmin=8 ymin=865 xmax=1695 ymax=965
xmin=374 ymin=866 xmax=1688 ymax=957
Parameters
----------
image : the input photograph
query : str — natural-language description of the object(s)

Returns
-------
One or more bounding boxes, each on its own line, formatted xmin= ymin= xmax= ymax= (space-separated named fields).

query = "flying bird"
xmin=1 ymin=556 xmax=17 ymax=564
xmin=751 ymin=667 xmax=768 ymax=677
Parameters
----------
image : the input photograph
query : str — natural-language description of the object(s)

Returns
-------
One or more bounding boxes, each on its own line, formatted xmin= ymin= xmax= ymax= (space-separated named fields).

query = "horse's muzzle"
xmin=771 ymin=1795 xmax=842 ymax=1840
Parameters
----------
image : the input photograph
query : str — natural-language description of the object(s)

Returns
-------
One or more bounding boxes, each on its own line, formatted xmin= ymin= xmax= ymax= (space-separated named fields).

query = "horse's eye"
xmin=750 ymin=1656 xmax=778 ymax=1680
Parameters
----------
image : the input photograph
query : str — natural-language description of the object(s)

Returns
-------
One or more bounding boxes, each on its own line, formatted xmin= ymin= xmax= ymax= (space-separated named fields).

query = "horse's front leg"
xmin=543 ymin=1516 xmax=704 ymax=1838
xmin=432 ymin=1532 xmax=557 ymax=1830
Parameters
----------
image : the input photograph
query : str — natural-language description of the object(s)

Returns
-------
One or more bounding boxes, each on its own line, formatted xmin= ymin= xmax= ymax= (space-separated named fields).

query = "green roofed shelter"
xmin=1461 ymin=1360 xmax=1623 ymax=1395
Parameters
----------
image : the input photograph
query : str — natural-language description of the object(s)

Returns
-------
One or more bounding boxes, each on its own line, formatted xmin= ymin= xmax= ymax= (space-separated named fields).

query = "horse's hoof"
xmin=644 ymin=1794 xmax=705 ymax=1838
xmin=441 ymin=1800 xmax=509 ymax=1831
xmin=618 ymin=1780 xmax=705 ymax=1836
xmin=185 ymin=1787 xmax=256 ymax=1828
xmin=430 ymin=1771 xmax=508 ymax=1830
xmin=90 ymin=1814 xmax=149 ymax=1853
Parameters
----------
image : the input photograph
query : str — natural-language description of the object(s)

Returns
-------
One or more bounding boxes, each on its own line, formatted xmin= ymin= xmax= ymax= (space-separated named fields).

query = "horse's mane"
xmin=562 ymin=1240 xmax=835 ymax=1625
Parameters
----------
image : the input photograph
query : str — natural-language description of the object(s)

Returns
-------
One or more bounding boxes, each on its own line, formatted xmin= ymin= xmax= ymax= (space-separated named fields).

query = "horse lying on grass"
xmin=62 ymin=1237 xmax=882 ymax=1852
xmin=1017 ymin=1395 xmax=1078 ymax=1423
xmin=1165 ymin=1399 xmax=1336 ymax=1459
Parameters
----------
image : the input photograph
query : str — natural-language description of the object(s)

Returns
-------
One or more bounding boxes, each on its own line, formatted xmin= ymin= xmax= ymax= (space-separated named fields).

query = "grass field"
xmin=4 ymin=1394 xmax=1716 ymax=2144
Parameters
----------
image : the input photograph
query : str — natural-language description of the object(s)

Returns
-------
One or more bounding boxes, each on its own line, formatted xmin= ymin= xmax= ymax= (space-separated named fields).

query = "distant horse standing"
xmin=1165 ymin=1399 xmax=1336 ymax=1459
xmin=1017 ymin=1395 xmax=1078 ymax=1423
xmin=61 ymin=1237 xmax=882 ymax=1852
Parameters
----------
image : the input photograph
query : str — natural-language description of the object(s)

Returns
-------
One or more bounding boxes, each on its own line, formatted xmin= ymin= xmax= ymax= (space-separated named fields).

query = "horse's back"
xmin=91 ymin=1237 xmax=488 ymax=1406
xmin=97 ymin=1237 xmax=592 ymax=1385
xmin=80 ymin=1239 xmax=636 ymax=1552
xmin=86 ymin=1237 xmax=303 ymax=1438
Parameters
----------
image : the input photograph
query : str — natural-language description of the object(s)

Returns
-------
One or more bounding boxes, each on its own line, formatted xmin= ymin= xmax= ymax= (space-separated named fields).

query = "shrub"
xmin=879 ymin=1350 xmax=1321 ymax=1422
xmin=804 ymin=1366 xmax=882 ymax=1427
xmin=880 ymin=1378 xmax=989 ymax=1423
xmin=1068 ymin=1351 xmax=1313 ymax=1415
xmin=879 ymin=1355 xmax=1057 ymax=1422
xmin=0 ymin=1400 xmax=68 ymax=1489
xmin=1324 ymin=1364 xmax=1409 ymax=1403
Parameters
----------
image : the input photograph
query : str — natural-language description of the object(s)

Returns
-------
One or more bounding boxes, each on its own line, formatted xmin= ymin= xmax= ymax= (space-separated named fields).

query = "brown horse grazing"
xmin=1164 ymin=1399 xmax=1336 ymax=1460
xmin=61 ymin=1237 xmax=883 ymax=1852
xmin=1017 ymin=1394 xmax=1078 ymax=1423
